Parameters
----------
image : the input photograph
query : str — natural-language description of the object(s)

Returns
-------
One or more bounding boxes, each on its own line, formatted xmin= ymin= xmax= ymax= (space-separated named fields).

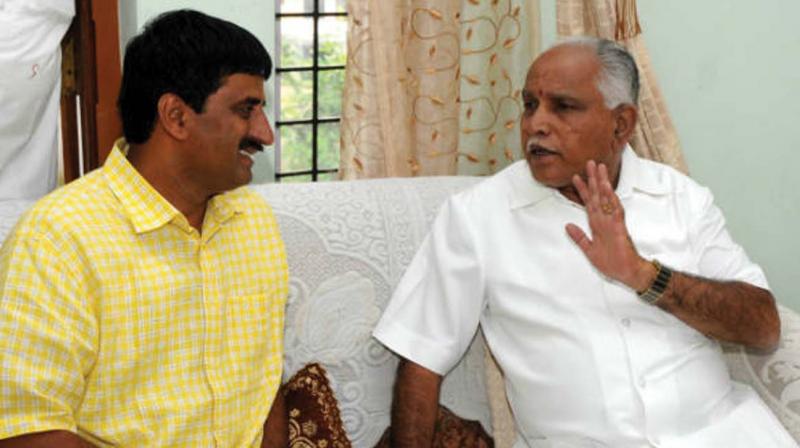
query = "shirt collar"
xmin=104 ymin=139 xmax=180 ymax=233
xmin=615 ymin=145 xmax=671 ymax=199
xmin=508 ymin=145 xmax=670 ymax=210
xmin=104 ymin=139 xmax=246 ymax=234
xmin=508 ymin=161 xmax=553 ymax=210
xmin=206 ymin=187 xmax=248 ymax=227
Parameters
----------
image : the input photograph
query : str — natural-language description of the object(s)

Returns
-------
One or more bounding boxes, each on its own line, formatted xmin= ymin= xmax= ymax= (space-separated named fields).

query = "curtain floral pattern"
xmin=557 ymin=0 xmax=688 ymax=173
xmin=340 ymin=0 xmax=540 ymax=179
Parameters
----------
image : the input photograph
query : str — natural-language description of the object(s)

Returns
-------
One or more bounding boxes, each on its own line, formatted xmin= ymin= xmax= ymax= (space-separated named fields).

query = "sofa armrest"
xmin=723 ymin=304 xmax=800 ymax=440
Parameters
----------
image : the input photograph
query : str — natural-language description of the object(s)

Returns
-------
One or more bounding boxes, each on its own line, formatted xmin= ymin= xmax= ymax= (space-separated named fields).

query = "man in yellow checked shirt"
xmin=0 ymin=10 xmax=289 ymax=447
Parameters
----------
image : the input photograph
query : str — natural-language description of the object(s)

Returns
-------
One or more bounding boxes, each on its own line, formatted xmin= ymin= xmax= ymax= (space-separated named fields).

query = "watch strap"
xmin=638 ymin=259 xmax=672 ymax=305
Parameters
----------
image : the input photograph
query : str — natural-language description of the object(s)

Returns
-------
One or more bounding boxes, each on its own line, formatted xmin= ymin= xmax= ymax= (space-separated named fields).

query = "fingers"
xmin=573 ymin=160 xmax=610 ymax=216
xmin=565 ymin=223 xmax=592 ymax=254
xmin=568 ymin=161 xmax=638 ymax=281
xmin=597 ymin=162 xmax=610 ymax=192
xmin=577 ymin=160 xmax=600 ymax=215
xmin=597 ymin=164 xmax=616 ymax=205
xmin=597 ymin=163 xmax=622 ymax=218
xmin=587 ymin=160 xmax=600 ymax=206
xmin=572 ymin=173 xmax=590 ymax=206
xmin=572 ymin=165 xmax=598 ymax=215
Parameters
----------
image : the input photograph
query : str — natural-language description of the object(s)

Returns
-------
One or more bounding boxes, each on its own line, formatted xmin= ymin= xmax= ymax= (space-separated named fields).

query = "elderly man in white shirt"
xmin=373 ymin=36 xmax=796 ymax=448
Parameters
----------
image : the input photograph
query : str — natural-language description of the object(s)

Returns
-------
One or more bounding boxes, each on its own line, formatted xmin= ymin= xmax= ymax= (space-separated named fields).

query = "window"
xmin=275 ymin=0 xmax=347 ymax=182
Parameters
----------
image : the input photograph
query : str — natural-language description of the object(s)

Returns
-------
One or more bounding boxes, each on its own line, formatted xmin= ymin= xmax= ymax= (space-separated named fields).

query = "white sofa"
xmin=3 ymin=176 xmax=800 ymax=447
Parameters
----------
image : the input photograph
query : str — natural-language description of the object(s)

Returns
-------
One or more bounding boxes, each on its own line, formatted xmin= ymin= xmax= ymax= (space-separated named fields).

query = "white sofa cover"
xmin=2 ymin=176 xmax=800 ymax=446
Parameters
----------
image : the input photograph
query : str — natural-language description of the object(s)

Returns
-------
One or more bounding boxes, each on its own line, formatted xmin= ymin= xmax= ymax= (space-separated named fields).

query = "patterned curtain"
xmin=558 ymin=0 xmax=688 ymax=173
xmin=340 ymin=0 xmax=541 ymax=179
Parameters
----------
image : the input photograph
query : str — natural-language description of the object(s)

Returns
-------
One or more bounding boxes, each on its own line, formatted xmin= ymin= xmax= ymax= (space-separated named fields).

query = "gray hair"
xmin=556 ymin=36 xmax=640 ymax=108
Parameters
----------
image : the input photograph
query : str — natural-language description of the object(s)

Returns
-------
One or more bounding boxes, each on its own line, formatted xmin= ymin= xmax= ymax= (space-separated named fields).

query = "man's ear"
xmin=156 ymin=93 xmax=191 ymax=141
xmin=612 ymin=104 xmax=638 ymax=148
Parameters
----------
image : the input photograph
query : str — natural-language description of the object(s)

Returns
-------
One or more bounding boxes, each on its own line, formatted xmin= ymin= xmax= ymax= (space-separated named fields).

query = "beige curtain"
xmin=558 ymin=0 xmax=688 ymax=173
xmin=340 ymin=0 xmax=541 ymax=179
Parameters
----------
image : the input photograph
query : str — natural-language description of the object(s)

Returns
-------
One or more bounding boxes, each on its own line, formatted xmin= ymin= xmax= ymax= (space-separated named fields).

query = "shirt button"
xmin=639 ymin=378 xmax=647 ymax=389
xmin=621 ymin=317 xmax=631 ymax=327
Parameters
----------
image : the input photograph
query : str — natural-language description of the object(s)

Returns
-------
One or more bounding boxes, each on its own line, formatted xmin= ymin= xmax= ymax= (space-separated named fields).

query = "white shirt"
xmin=374 ymin=147 xmax=796 ymax=447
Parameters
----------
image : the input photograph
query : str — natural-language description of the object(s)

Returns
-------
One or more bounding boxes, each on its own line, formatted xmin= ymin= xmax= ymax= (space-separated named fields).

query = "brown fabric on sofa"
xmin=284 ymin=363 xmax=352 ymax=448
xmin=374 ymin=405 xmax=494 ymax=448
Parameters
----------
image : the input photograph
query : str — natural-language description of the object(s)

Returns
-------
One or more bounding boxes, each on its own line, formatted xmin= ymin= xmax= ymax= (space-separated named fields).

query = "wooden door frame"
xmin=61 ymin=0 xmax=122 ymax=182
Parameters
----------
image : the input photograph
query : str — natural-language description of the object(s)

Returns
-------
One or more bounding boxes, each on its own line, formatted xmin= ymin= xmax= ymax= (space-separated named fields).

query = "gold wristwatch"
xmin=638 ymin=259 xmax=672 ymax=305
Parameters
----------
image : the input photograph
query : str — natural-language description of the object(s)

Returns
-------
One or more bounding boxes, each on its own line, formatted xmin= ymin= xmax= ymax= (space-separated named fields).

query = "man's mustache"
xmin=238 ymin=138 xmax=264 ymax=152
xmin=526 ymin=139 xmax=559 ymax=155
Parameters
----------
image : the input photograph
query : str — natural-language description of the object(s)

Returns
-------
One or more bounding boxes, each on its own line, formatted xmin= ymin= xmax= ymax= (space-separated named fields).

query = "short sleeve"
xmin=690 ymin=187 xmax=769 ymax=289
xmin=372 ymin=195 xmax=486 ymax=375
xmin=0 ymin=227 xmax=97 ymax=439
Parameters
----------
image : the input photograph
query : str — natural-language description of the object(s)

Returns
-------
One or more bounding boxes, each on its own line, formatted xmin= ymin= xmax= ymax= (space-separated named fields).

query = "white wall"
xmin=539 ymin=1 xmax=800 ymax=310
xmin=117 ymin=0 xmax=277 ymax=183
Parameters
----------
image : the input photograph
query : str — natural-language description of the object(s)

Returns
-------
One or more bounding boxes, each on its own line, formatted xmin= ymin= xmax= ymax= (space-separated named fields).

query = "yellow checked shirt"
xmin=0 ymin=143 xmax=288 ymax=447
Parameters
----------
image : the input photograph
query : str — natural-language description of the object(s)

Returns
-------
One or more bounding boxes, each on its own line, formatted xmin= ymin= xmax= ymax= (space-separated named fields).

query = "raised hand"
xmin=564 ymin=160 xmax=653 ymax=292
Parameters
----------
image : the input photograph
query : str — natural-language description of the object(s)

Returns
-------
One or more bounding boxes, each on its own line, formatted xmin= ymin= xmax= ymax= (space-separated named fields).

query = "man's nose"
xmin=249 ymin=109 xmax=274 ymax=146
xmin=522 ymin=107 xmax=551 ymax=137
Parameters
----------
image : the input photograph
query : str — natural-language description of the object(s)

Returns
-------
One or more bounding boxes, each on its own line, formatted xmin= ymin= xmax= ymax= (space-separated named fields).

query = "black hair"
xmin=117 ymin=9 xmax=272 ymax=144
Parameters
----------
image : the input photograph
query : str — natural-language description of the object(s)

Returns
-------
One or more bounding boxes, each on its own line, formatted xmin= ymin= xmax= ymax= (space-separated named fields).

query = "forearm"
xmin=261 ymin=386 xmax=288 ymax=448
xmin=391 ymin=358 xmax=442 ymax=448
xmin=565 ymin=160 xmax=780 ymax=351
xmin=656 ymin=270 xmax=780 ymax=351
xmin=0 ymin=430 xmax=95 ymax=448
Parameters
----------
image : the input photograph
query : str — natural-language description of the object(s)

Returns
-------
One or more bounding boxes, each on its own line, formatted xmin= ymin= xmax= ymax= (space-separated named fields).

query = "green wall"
xmin=639 ymin=1 xmax=800 ymax=311
xmin=540 ymin=0 xmax=800 ymax=310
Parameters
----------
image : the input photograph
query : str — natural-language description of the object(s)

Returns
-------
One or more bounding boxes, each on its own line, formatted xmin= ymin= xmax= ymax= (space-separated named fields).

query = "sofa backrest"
xmin=253 ymin=176 xmax=488 ymax=446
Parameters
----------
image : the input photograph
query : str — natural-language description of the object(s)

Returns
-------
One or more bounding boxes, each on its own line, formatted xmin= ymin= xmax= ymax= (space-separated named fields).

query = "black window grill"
xmin=274 ymin=0 xmax=347 ymax=182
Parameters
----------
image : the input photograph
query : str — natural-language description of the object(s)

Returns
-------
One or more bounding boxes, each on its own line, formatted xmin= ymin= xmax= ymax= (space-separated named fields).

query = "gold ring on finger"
xmin=601 ymin=202 xmax=614 ymax=215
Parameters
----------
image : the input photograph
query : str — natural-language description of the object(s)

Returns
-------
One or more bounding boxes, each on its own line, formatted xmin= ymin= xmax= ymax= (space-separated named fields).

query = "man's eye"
xmin=237 ymin=107 xmax=254 ymax=118
xmin=523 ymin=100 xmax=537 ymax=113
xmin=555 ymin=102 xmax=575 ymax=111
